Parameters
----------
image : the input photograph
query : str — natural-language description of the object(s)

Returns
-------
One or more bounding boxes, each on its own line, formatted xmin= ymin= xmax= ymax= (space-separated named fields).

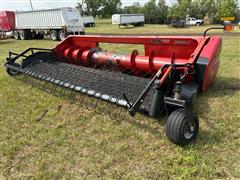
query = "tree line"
xmin=76 ymin=0 xmax=239 ymax=24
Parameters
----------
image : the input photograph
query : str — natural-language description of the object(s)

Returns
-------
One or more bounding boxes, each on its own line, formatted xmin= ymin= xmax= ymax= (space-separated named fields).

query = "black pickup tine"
xmin=7 ymin=50 xmax=156 ymax=121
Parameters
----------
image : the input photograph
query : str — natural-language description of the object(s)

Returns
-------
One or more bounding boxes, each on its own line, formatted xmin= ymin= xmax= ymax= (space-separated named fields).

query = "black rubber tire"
xmin=27 ymin=31 xmax=32 ymax=40
xmin=19 ymin=30 xmax=30 ymax=40
xmin=166 ymin=109 xmax=199 ymax=146
xmin=59 ymin=30 xmax=67 ymax=41
xmin=14 ymin=31 xmax=20 ymax=40
xmin=34 ymin=33 xmax=44 ymax=39
xmin=6 ymin=63 xmax=21 ymax=76
xmin=50 ymin=30 xmax=59 ymax=41
xmin=38 ymin=34 xmax=44 ymax=39
xmin=196 ymin=23 xmax=200 ymax=27
xmin=80 ymin=31 xmax=85 ymax=35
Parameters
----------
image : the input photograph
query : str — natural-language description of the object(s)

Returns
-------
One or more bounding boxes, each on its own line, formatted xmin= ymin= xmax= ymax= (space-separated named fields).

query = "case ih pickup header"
xmin=5 ymin=25 xmax=232 ymax=146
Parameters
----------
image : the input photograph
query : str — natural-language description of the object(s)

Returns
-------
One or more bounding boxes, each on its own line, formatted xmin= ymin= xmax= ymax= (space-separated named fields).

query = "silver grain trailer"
xmin=14 ymin=7 xmax=85 ymax=41
xmin=112 ymin=14 xmax=145 ymax=28
xmin=82 ymin=16 xmax=95 ymax=27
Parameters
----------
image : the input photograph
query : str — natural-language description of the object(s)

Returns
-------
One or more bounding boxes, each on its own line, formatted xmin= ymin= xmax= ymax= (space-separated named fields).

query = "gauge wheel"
xmin=166 ymin=108 xmax=199 ymax=146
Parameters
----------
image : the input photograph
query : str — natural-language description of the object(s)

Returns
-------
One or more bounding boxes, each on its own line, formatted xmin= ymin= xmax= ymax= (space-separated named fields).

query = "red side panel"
xmin=199 ymin=36 xmax=222 ymax=91
xmin=0 ymin=11 xmax=15 ymax=31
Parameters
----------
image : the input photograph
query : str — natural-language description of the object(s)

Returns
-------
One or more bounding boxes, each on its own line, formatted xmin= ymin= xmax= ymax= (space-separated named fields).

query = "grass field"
xmin=0 ymin=22 xmax=240 ymax=179
xmin=86 ymin=18 xmax=240 ymax=35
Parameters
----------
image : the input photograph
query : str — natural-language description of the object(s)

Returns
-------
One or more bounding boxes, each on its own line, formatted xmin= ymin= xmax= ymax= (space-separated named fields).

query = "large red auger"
xmin=5 ymin=25 xmax=232 ymax=145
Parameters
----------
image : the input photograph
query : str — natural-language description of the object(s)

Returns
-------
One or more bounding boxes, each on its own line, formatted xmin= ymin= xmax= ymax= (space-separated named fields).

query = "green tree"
xmin=121 ymin=6 xmax=131 ymax=14
xmin=168 ymin=0 xmax=191 ymax=19
xmin=188 ymin=0 xmax=202 ymax=19
xmin=158 ymin=0 xmax=168 ymax=23
xmin=76 ymin=0 xmax=121 ymax=18
xmin=129 ymin=2 xmax=142 ymax=14
xmin=216 ymin=0 xmax=237 ymax=19
xmin=200 ymin=0 xmax=217 ymax=21
xmin=143 ymin=0 xmax=159 ymax=24
xmin=100 ymin=0 xmax=121 ymax=18
xmin=189 ymin=0 xmax=217 ymax=23
xmin=76 ymin=0 xmax=103 ymax=18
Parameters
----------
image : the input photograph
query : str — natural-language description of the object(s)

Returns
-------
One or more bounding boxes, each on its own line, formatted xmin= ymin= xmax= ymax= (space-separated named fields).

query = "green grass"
xmin=85 ymin=18 xmax=240 ymax=35
xmin=0 ymin=24 xmax=240 ymax=178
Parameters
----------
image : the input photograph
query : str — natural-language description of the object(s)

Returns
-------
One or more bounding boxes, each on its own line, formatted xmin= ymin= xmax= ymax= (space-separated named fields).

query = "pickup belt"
xmin=5 ymin=52 xmax=155 ymax=113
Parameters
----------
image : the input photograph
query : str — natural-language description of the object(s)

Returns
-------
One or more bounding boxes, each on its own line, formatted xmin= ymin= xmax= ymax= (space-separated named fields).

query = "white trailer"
xmin=14 ymin=7 xmax=85 ymax=41
xmin=82 ymin=16 xmax=95 ymax=27
xmin=112 ymin=14 xmax=145 ymax=28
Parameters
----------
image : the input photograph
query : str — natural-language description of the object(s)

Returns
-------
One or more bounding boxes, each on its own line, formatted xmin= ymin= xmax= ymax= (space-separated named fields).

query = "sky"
xmin=0 ymin=0 xmax=177 ymax=11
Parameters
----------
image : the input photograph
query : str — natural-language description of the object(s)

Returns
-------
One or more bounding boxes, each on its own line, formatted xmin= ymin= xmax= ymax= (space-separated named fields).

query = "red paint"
xmin=53 ymin=35 xmax=221 ymax=90
xmin=0 ymin=11 xmax=15 ymax=31
xmin=54 ymin=35 xmax=206 ymax=71
xmin=199 ymin=36 xmax=222 ymax=91
xmin=160 ymin=66 xmax=172 ymax=85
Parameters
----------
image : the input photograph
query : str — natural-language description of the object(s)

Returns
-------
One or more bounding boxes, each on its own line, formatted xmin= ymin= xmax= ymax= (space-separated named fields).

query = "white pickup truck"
xmin=186 ymin=18 xmax=203 ymax=26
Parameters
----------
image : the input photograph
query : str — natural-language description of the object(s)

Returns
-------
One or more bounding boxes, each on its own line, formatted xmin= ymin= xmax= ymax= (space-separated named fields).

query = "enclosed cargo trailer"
xmin=14 ymin=7 xmax=85 ymax=41
xmin=112 ymin=14 xmax=145 ymax=28
xmin=82 ymin=16 xmax=95 ymax=27
xmin=0 ymin=8 xmax=84 ymax=41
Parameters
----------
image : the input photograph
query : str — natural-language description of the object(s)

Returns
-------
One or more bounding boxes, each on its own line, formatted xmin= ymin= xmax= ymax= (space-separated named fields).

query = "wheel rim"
xmin=14 ymin=32 xmax=18 ymax=39
xmin=20 ymin=32 xmax=24 ymax=39
xmin=183 ymin=122 xmax=195 ymax=139
xmin=51 ymin=32 xmax=56 ymax=40
xmin=59 ymin=32 xmax=65 ymax=40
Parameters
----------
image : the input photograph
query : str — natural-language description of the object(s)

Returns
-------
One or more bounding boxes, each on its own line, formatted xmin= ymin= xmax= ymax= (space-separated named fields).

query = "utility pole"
xmin=29 ymin=0 xmax=33 ymax=10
